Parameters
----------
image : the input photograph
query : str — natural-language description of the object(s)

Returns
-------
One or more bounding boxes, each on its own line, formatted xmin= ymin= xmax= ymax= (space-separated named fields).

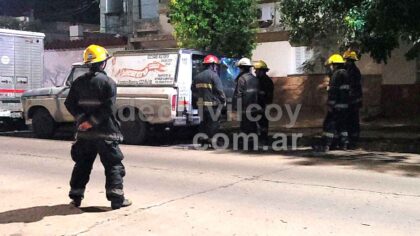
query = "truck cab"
xmin=22 ymin=49 xmax=238 ymax=144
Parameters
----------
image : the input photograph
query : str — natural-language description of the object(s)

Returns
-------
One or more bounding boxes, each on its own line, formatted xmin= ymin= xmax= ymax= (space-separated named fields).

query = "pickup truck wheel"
xmin=32 ymin=109 xmax=56 ymax=139
xmin=120 ymin=119 xmax=148 ymax=145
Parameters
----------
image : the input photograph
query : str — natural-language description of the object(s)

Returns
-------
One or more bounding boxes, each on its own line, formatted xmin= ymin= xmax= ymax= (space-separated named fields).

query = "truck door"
xmin=58 ymin=66 xmax=90 ymax=122
xmin=176 ymin=52 xmax=193 ymax=116
xmin=13 ymin=36 xmax=31 ymax=99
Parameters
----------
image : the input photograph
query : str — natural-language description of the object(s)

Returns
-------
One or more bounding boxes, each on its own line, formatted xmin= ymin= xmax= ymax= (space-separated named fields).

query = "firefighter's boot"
xmin=70 ymin=198 xmax=82 ymax=207
xmin=111 ymin=198 xmax=132 ymax=210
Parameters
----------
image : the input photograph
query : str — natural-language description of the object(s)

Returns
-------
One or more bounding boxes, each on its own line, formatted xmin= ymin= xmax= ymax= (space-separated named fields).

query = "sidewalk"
xmin=221 ymin=116 xmax=420 ymax=153
xmin=271 ymin=118 xmax=420 ymax=154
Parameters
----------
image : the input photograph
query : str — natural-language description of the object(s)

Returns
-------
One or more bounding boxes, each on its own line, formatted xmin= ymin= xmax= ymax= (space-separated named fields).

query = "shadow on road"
xmin=236 ymin=148 xmax=420 ymax=177
xmin=0 ymin=204 xmax=112 ymax=224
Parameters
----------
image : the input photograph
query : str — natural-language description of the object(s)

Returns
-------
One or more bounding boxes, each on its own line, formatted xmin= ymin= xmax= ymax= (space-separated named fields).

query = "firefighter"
xmin=192 ymin=54 xmax=226 ymax=146
xmin=64 ymin=45 xmax=131 ymax=210
xmin=254 ymin=60 xmax=274 ymax=144
xmin=343 ymin=50 xmax=362 ymax=148
xmin=318 ymin=54 xmax=351 ymax=152
xmin=234 ymin=57 xmax=260 ymax=135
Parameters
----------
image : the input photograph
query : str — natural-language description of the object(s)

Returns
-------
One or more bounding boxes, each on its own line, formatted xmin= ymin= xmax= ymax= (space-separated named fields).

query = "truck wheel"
xmin=120 ymin=118 xmax=148 ymax=145
xmin=32 ymin=109 xmax=56 ymax=139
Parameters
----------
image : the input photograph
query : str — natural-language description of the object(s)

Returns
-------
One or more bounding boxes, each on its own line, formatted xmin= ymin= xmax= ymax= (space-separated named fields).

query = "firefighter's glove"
xmin=78 ymin=121 xmax=93 ymax=131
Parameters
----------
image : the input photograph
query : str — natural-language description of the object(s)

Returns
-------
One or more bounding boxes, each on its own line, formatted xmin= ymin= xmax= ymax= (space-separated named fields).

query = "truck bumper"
xmin=0 ymin=110 xmax=23 ymax=119
xmin=173 ymin=116 xmax=201 ymax=126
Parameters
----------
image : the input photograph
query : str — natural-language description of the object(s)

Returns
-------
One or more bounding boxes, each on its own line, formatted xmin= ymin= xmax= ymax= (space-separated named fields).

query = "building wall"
xmin=382 ymin=42 xmax=417 ymax=85
xmin=159 ymin=13 xmax=174 ymax=35
xmin=252 ymin=41 xmax=292 ymax=78
xmin=43 ymin=47 xmax=125 ymax=88
xmin=357 ymin=54 xmax=383 ymax=76
xmin=252 ymin=40 xmax=385 ymax=78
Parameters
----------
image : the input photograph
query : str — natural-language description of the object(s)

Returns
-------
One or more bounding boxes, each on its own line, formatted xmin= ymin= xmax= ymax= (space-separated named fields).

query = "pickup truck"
xmin=21 ymin=49 xmax=237 ymax=144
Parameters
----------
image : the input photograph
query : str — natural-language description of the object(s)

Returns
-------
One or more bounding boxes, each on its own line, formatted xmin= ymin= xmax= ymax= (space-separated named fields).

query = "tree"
xmin=169 ymin=0 xmax=258 ymax=57
xmin=279 ymin=0 xmax=420 ymax=63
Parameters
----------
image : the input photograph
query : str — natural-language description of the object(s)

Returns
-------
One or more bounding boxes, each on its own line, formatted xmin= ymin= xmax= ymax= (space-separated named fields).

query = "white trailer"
xmin=0 ymin=29 xmax=45 ymax=125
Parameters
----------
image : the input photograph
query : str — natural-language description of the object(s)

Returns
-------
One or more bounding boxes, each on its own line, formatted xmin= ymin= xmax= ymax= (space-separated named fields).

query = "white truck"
xmin=21 ymin=49 xmax=238 ymax=144
xmin=0 ymin=29 xmax=45 ymax=128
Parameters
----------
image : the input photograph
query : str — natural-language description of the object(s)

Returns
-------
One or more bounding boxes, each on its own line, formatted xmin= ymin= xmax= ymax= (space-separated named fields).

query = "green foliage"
xmin=280 ymin=0 xmax=420 ymax=63
xmin=169 ymin=0 xmax=258 ymax=57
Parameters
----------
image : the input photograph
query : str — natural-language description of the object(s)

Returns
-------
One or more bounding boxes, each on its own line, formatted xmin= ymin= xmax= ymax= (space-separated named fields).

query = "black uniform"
xmin=64 ymin=70 xmax=126 ymax=204
xmin=323 ymin=67 xmax=351 ymax=148
xmin=192 ymin=68 xmax=226 ymax=142
xmin=345 ymin=61 xmax=363 ymax=145
xmin=234 ymin=72 xmax=260 ymax=134
xmin=257 ymin=74 xmax=274 ymax=141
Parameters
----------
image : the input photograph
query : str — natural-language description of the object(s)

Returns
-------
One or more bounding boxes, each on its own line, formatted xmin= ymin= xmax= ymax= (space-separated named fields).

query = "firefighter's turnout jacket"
xmin=345 ymin=62 xmax=363 ymax=107
xmin=65 ymin=71 xmax=122 ymax=141
xmin=234 ymin=72 xmax=259 ymax=112
xmin=323 ymin=67 xmax=351 ymax=146
xmin=192 ymin=68 xmax=226 ymax=107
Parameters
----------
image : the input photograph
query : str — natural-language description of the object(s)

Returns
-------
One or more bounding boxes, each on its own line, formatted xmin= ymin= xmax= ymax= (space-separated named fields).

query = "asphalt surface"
xmin=0 ymin=136 xmax=420 ymax=235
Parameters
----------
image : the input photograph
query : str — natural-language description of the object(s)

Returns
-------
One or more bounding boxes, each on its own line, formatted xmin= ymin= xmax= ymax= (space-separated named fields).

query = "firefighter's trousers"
xmin=258 ymin=111 xmax=270 ymax=142
xmin=199 ymin=107 xmax=220 ymax=143
xmin=69 ymin=139 xmax=126 ymax=202
xmin=322 ymin=110 xmax=349 ymax=147
xmin=347 ymin=104 xmax=361 ymax=145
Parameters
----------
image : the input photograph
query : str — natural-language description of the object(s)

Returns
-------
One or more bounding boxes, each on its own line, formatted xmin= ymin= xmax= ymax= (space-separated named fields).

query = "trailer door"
xmin=0 ymin=35 xmax=17 ymax=113
xmin=13 ymin=36 xmax=32 ymax=98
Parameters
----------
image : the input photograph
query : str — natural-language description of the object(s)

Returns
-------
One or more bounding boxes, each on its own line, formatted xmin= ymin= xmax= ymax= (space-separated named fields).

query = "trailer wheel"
xmin=32 ymin=109 xmax=56 ymax=139
xmin=120 ymin=118 xmax=148 ymax=145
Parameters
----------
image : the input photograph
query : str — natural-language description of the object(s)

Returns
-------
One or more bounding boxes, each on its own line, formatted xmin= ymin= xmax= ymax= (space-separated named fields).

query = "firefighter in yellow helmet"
xmin=254 ymin=60 xmax=274 ymax=144
xmin=315 ymin=54 xmax=351 ymax=152
xmin=64 ymin=45 xmax=132 ymax=209
xmin=343 ymin=50 xmax=362 ymax=148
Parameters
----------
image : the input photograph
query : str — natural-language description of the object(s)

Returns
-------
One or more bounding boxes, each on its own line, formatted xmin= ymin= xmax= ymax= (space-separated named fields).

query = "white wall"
xmin=252 ymin=40 xmax=402 ymax=82
xmin=43 ymin=47 xmax=125 ymax=88
xmin=252 ymin=41 xmax=292 ymax=78
xmin=43 ymin=49 xmax=83 ymax=87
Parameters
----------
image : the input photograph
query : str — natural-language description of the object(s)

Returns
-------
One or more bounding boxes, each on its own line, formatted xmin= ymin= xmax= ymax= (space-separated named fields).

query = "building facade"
xmin=99 ymin=0 xmax=175 ymax=49
xmin=98 ymin=0 xmax=419 ymax=119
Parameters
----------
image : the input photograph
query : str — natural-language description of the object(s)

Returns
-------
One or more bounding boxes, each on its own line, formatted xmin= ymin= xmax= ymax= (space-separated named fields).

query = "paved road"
xmin=0 ymin=136 xmax=420 ymax=236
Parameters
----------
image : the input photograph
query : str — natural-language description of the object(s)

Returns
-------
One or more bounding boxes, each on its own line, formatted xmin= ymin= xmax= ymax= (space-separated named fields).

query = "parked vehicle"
xmin=21 ymin=49 xmax=238 ymax=144
xmin=0 ymin=29 xmax=45 ymax=128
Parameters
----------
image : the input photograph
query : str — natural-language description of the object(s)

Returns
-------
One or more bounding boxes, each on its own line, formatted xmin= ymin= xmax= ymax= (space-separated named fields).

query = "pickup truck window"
xmin=192 ymin=55 xmax=206 ymax=79
xmin=220 ymin=58 xmax=239 ymax=99
xmin=191 ymin=56 xmax=238 ymax=100
xmin=66 ymin=67 xmax=89 ymax=86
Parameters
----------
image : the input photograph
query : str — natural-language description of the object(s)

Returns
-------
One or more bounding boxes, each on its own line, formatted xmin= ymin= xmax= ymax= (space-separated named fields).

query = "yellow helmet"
xmin=253 ymin=60 xmax=269 ymax=70
xmin=343 ymin=50 xmax=359 ymax=61
xmin=325 ymin=54 xmax=346 ymax=65
xmin=83 ymin=45 xmax=111 ymax=64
